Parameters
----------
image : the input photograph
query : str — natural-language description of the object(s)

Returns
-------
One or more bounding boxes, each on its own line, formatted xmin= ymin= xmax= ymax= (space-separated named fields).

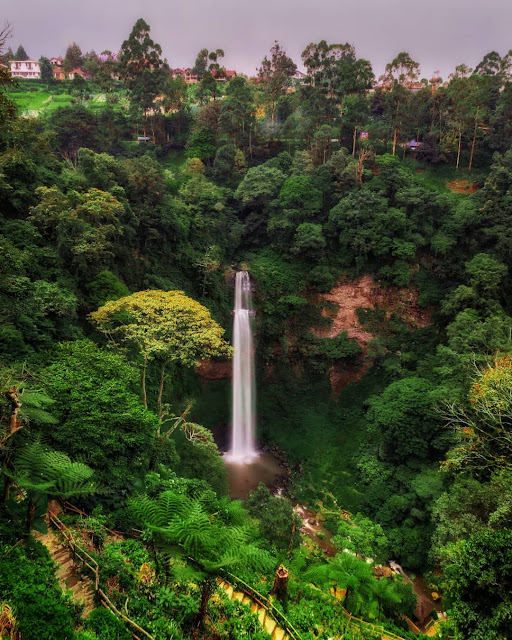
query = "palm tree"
xmin=130 ymin=490 xmax=274 ymax=632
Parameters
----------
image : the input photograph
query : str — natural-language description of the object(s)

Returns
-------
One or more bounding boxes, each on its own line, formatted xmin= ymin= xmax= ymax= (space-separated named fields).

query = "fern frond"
xmin=20 ymin=408 xmax=58 ymax=425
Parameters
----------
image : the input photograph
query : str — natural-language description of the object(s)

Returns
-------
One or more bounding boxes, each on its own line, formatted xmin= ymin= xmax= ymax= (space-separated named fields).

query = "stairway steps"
xmin=34 ymin=530 xmax=95 ymax=617
xmin=264 ymin=617 xmax=277 ymax=635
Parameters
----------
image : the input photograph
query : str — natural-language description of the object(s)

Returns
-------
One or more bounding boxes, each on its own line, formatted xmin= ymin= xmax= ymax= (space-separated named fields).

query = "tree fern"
xmin=129 ymin=489 xmax=276 ymax=628
xmin=8 ymin=440 xmax=95 ymax=531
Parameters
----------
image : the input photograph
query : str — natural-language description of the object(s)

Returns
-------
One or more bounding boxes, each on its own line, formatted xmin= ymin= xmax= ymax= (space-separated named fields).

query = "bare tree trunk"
xmin=2 ymin=474 xmax=10 ymax=503
xmin=456 ymin=129 xmax=462 ymax=170
xmin=142 ymin=356 xmax=148 ymax=409
xmin=469 ymin=112 xmax=478 ymax=172
xmin=271 ymin=565 xmax=289 ymax=601
xmin=352 ymin=126 xmax=357 ymax=156
xmin=157 ymin=361 xmax=168 ymax=421
xmin=195 ymin=578 xmax=214 ymax=633
xmin=392 ymin=128 xmax=398 ymax=156
xmin=2 ymin=387 xmax=23 ymax=445
xmin=26 ymin=496 xmax=36 ymax=533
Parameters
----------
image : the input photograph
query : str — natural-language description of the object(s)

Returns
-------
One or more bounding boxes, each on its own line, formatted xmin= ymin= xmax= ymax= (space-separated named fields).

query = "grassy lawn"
xmin=11 ymin=89 xmax=74 ymax=114
xmin=405 ymin=159 xmax=490 ymax=194
xmin=10 ymin=87 xmax=127 ymax=115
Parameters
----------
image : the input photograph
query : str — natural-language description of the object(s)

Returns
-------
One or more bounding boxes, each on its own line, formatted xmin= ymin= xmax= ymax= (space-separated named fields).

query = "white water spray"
xmin=225 ymin=271 xmax=258 ymax=463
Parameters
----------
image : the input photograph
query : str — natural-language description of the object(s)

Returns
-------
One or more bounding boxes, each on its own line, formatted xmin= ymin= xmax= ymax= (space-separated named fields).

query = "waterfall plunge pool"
xmin=224 ymin=451 xmax=283 ymax=499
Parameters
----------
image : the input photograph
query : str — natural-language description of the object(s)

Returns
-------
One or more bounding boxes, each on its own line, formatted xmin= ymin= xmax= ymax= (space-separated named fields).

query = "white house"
xmin=9 ymin=60 xmax=40 ymax=79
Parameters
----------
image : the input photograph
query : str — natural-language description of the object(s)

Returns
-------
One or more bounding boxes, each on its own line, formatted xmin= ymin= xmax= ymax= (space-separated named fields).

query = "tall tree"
xmin=193 ymin=47 xmax=225 ymax=80
xmin=219 ymin=76 xmax=255 ymax=151
xmin=301 ymin=41 xmax=374 ymax=142
xmin=381 ymin=51 xmax=420 ymax=87
xmin=258 ymin=41 xmax=297 ymax=122
xmin=13 ymin=44 xmax=29 ymax=61
xmin=161 ymin=74 xmax=188 ymax=135
xmin=89 ymin=290 xmax=233 ymax=415
xmin=39 ymin=57 xmax=53 ymax=85
xmin=119 ymin=18 xmax=167 ymax=139
xmin=63 ymin=41 xmax=83 ymax=71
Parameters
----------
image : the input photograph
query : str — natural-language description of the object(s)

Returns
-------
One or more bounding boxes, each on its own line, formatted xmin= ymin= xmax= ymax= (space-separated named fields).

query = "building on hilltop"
xmin=53 ymin=66 xmax=66 ymax=80
xmin=9 ymin=59 xmax=41 ymax=79
xmin=172 ymin=67 xmax=237 ymax=83
xmin=49 ymin=57 xmax=64 ymax=67
xmin=172 ymin=68 xmax=198 ymax=83
xmin=211 ymin=68 xmax=237 ymax=82
xmin=67 ymin=68 xmax=88 ymax=80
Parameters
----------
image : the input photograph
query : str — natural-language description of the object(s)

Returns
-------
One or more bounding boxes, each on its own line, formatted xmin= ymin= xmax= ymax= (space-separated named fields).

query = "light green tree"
xmin=89 ymin=290 xmax=233 ymax=417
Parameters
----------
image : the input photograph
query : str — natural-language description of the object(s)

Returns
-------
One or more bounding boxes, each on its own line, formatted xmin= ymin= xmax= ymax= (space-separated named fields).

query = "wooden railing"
xmin=224 ymin=571 xmax=303 ymax=640
xmin=59 ymin=499 xmax=143 ymax=538
xmin=47 ymin=509 xmax=154 ymax=640
xmin=306 ymin=580 xmax=410 ymax=640
xmin=57 ymin=501 xmax=412 ymax=640
xmin=48 ymin=510 xmax=100 ymax=591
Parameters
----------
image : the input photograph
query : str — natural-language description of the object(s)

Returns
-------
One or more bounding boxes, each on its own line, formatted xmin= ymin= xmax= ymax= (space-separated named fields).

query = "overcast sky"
xmin=4 ymin=0 xmax=512 ymax=80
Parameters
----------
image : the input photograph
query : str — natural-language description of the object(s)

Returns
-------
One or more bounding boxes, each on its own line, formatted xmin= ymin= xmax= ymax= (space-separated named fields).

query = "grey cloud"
xmin=4 ymin=0 xmax=512 ymax=79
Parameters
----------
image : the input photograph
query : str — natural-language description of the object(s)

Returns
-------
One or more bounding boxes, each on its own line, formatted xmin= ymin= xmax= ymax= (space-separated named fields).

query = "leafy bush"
xmin=85 ymin=608 xmax=132 ymax=639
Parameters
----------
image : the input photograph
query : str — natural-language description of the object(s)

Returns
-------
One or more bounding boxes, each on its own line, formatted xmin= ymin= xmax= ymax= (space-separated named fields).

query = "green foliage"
xmin=40 ymin=340 xmax=158 ymax=499
xmin=85 ymin=270 xmax=130 ymax=308
xmin=185 ymin=126 xmax=217 ymax=163
xmin=442 ymin=529 xmax=512 ymax=640
xmin=316 ymin=332 xmax=362 ymax=361
xmin=366 ymin=377 xmax=442 ymax=463
xmin=89 ymin=289 xmax=232 ymax=368
xmin=4 ymin=34 xmax=512 ymax=638
xmin=85 ymin=608 xmax=132 ymax=639
xmin=246 ymin=483 xmax=302 ymax=551
xmin=0 ymin=542 xmax=76 ymax=639
xmin=333 ymin=514 xmax=389 ymax=562
xmin=305 ymin=551 xmax=414 ymax=622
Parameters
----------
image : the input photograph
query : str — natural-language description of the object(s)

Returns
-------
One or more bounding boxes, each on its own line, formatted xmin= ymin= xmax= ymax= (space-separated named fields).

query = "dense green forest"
xmin=2 ymin=18 xmax=512 ymax=640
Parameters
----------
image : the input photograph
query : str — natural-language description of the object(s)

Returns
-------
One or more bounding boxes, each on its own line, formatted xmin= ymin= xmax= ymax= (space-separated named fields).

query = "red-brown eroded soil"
xmin=196 ymin=358 xmax=232 ymax=380
xmin=446 ymin=180 xmax=479 ymax=193
xmin=313 ymin=275 xmax=433 ymax=393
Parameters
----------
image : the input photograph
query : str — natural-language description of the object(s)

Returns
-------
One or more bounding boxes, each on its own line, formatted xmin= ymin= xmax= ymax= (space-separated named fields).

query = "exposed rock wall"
xmin=313 ymin=275 xmax=433 ymax=393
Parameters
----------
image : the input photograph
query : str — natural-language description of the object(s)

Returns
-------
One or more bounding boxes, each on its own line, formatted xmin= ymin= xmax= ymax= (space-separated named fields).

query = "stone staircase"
xmin=218 ymin=579 xmax=289 ymax=640
xmin=34 ymin=529 xmax=95 ymax=616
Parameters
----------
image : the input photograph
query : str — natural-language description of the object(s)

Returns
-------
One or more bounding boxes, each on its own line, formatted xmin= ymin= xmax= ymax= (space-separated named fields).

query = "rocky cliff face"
xmin=196 ymin=275 xmax=433 ymax=392
xmin=196 ymin=359 xmax=232 ymax=380
xmin=313 ymin=275 xmax=433 ymax=393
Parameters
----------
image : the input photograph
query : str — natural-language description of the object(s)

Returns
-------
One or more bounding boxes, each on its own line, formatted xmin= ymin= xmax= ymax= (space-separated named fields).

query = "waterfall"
xmin=226 ymin=271 xmax=258 ymax=463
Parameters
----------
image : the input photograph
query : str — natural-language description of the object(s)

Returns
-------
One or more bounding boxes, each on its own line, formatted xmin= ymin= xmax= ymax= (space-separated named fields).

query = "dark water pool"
xmin=224 ymin=451 xmax=283 ymax=499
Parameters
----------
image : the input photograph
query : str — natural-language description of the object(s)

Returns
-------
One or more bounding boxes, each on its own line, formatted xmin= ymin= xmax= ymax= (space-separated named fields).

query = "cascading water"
xmin=225 ymin=271 xmax=259 ymax=463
